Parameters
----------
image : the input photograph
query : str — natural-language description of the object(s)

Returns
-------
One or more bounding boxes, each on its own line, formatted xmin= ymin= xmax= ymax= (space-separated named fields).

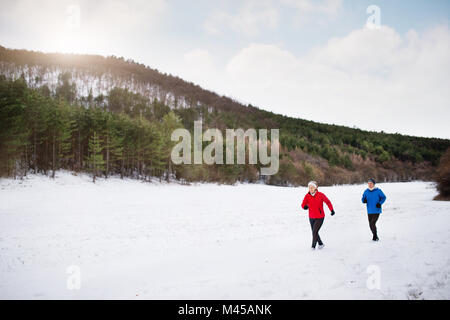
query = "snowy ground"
xmin=0 ymin=172 xmax=449 ymax=299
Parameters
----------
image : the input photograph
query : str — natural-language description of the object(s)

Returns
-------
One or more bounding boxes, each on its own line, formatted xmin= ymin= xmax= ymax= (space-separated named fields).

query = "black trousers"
xmin=309 ymin=218 xmax=324 ymax=248
xmin=368 ymin=214 xmax=380 ymax=238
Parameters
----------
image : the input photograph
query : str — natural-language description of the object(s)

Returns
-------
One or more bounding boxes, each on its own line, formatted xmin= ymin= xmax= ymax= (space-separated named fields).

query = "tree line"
xmin=0 ymin=75 xmax=182 ymax=182
xmin=1 ymin=45 xmax=450 ymax=185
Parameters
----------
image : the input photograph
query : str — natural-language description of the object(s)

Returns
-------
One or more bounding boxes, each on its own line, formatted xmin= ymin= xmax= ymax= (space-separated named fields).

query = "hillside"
xmin=1 ymin=45 xmax=449 ymax=185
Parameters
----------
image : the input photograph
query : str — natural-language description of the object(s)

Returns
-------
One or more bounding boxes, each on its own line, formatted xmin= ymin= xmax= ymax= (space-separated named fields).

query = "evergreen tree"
xmin=159 ymin=111 xmax=183 ymax=181
xmin=0 ymin=77 xmax=29 ymax=177
xmin=86 ymin=131 xmax=105 ymax=182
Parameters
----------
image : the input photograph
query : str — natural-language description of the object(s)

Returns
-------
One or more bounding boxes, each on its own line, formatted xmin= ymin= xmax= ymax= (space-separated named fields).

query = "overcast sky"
xmin=0 ymin=0 xmax=449 ymax=138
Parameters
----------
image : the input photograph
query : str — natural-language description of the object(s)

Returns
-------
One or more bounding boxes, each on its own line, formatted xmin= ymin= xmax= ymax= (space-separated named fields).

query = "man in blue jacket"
xmin=362 ymin=178 xmax=386 ymax=241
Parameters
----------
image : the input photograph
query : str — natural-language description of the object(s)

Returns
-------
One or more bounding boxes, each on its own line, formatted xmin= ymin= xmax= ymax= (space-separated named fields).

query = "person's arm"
xmin=378 ymin=189 xmax=386 ymax=205
xmin=322 ymin=193 xmax=335 ymax=215
xmin=362 ymin=190 xmax=367 ymax=203
xmin=301 ymin=195 xmax=309 ymax=210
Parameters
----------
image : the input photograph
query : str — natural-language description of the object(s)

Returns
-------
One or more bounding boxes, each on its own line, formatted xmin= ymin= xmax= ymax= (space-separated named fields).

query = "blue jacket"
xmin=362 ymin=187 xmax=386 ymax=214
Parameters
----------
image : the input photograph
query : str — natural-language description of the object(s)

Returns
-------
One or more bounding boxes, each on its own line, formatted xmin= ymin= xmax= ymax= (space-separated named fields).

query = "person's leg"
xmin=316 ymin=218 xmax=324 ymax=246
xmin=317 ymin=235 xmax=323 ymax=246
xmin=368 ymin=214 xmax=380 ymax=240
xmin=309 ymin=218 xmax=316 ymax=248
xmin=368 ymin=214 xmax=375 ymax=237
xmin=309 ymin=218 xmax=314 ymax=231
xmin=317 ymin=221 xmax=323 ymax=246
xmin=311 ymin=218 xmax=324 ymax=248
xmin=372 ymin=214 xmax=379 ymax=240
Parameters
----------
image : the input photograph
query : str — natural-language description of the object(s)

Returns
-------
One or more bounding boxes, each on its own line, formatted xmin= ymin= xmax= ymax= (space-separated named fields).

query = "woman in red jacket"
xmin=301 ymin=181 xmax=335 ymax=250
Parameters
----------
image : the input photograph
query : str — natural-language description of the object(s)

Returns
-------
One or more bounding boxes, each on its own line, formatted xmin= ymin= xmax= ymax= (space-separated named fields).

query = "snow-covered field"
xmin=0 ymin=172 xmax=449 ymax=299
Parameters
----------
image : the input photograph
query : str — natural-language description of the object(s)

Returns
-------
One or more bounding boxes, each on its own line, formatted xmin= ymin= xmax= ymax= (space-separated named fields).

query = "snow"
xmin=0 ymin=171 xmax=449 ymax=299
xmin=0 ymin=63 xmax=185 ymax=109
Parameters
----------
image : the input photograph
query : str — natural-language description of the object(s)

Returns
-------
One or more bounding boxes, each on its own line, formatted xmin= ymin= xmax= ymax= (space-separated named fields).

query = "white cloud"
xmin=0 ymin=0 xmax=168 ymax=54
xmin=203 ymin=0 xmax=342 ymax=36
xmin=82 ymin=0 xmax=167 ymax=32
xmin=1 ymin=0 xmax=167 ymax=30
xmin=181 ymin=49 xmax=218 ymax=88
xmin=204 ymin=0 xmax=279 ymax=36
xmin=221 ymin=25 xmax=450 ymax=138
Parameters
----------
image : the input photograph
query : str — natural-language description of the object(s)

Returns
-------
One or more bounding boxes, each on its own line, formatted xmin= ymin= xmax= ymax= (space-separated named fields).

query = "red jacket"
xmin=301 ymin=191 xmax=334 ymax=219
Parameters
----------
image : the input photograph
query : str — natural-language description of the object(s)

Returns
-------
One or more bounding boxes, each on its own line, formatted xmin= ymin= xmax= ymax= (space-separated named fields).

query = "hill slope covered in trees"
xmin=1 ymin=45 xmax=449 ymax=185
